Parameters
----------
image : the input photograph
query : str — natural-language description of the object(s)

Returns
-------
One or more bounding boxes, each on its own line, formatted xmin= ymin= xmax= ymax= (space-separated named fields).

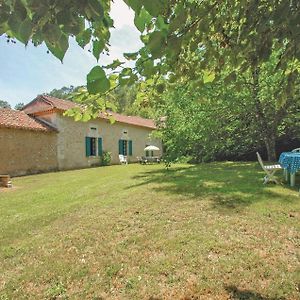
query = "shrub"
xmin=101 ymin=151 xmax=112 ymax=166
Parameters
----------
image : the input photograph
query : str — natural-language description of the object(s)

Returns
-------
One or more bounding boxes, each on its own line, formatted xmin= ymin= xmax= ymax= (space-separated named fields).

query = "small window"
xmin=90 ymin=137 xmax=96 ymax=156
xmin=122 ymin=140 xmax=128 ymax=156
xmin=86 ymin=137 xmax=97 ymax=157
xmin=90 ymin=127 xmax=97 ymax=131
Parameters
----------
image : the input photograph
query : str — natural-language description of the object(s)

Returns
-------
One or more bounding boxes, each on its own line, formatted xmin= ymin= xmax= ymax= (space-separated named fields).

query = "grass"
xmin=0 ymin=162 xmax=299 ymax=299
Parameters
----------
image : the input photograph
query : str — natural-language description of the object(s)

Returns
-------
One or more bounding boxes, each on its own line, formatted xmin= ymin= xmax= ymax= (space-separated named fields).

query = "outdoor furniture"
xmin=119 ymin=155 xmax=128 ymax=165
xmin=0 ymin=175 xmax=12 ymax=188
xmin=279 ymin=152 xmax=300 ymax=187
xmin=256 ymin=152 xmax=282 ymax=184
xmin=143 ymin=145 xmax=160 ymax=164
xmin=137 ymin=156 xmax=161 ymax=164
xmin=145 ymin=156 xmax=160 ymax=163
xmin=137 ymin=156 xmax=148 ymax=164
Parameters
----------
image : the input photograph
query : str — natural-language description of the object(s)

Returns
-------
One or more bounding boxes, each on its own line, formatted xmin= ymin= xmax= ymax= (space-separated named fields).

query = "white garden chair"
xmin=119 ymin=154 xmax=128 ymax=165
xmin=256 ymin=152 xmax=282 ymax=184
xmin=292 ymin=148 xmax=300 ymax=152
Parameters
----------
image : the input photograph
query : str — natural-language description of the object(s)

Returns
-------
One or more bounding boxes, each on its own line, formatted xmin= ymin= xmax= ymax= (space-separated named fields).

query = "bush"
xmin=100 ymin=151 xmax=112 ymax=166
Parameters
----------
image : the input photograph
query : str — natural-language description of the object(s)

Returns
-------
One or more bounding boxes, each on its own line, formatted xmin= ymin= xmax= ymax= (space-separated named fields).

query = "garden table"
xmin=278 ymin=152 xmax=300 ymax=187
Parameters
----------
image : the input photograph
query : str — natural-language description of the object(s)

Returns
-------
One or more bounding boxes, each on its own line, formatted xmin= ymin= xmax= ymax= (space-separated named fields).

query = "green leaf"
xmin=0 ymin=22 xmax=8 ymax=35
xmin=76 ymin=29 xmax=92 ymax=48
xmin=124 ymin=52 xmax=139 ymax=60
xmin=0 ymin=4 xmax=10 ymax=24
xmin=140 ymin=34 xmax=149 ymax=44
xmin=109 ymin=74 xmax=118 ymax=89
xmin=62 ymin=16 xmax=85 ymax=36
xmin=203 ymin=71 xmax=215 ymax=83
xmin=74 ymin=112 xmax=83 ymax=122
xmin=93 ymin=39 xmax=105 ymax=61
xmin=82 ymin=111 xmax=92 ymax=122
xmin=14 ymin=0 xmax=27 ymax=21
xmin=43 ymin=24 xmax=62 ymax=45
xmin=147 ymin=31 xmax=166 ymax=58
xmin=108 ymin=115 xmax=116 ymax=124
xmin=87 ymin=66 xmax=110 ymax=94
xmin=8 ymin=15 xmax=33 ymax=44
xmin=142 ymin=0 xmax=165 ymax=17
xmin=19 ymin=18 xmax=33 ymax=44
xmin=124 ymin=0 xmax=142 ymax=14
xmin=119 ymin=68 xmax=137 ymax=86
xmin=85 ymin=0 xmax=104 ymax=20
xmin=103 ymin=15 xmax=114 ymax=28
xmin=140 ymin=59 xmax=156 ymax=77
xmin=134 ymin=7 xmax=152 ymax=32
xmin=26 ymin=0 xmax=48 ymax=16
xmin=46 ymin=34 xmax=69 ymax=62
xmin=156 ymin=15 xmax=168 ymax=32
xmin=87 ymin=66 xmax=106 ymax=80
xmin=105 ymin=60 xmax=124 ymax=70
xmin=169 ymin=10 xmax=187 ymax=33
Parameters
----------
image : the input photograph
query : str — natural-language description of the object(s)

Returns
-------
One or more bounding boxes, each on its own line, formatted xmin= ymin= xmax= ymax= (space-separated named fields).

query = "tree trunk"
xmin=251 ymin=65 xmax=277 ymax=162
xmin=264 ymin=134 xmax=277 ymax=162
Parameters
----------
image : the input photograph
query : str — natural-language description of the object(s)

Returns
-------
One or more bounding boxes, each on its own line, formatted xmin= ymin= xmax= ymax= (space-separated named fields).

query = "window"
xmin=85 ymin=137 xmax=99 ymax=157
xmin=90 ymin=137 xmax=96 ymax=156
xmin=123 ymin=140 xmax=128 ymax=155
xmin=119 ymin=139 xmax=133 ymax=156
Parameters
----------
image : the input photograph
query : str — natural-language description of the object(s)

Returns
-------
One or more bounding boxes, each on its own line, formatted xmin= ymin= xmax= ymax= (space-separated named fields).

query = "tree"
xmin=158 ymin=51 xmax=300 ymax=162
xmin=1 ymin=1 xmax=299 ymax=96
xmin=14 ymin=102 xmax=24 ymax=110
xmin=44 ymin=83 xmax=156 ymax=118
xmin=0 ymin=100 xmax=11 ymax=109
xmin=46 ymin=86 xmax=82 ymax=100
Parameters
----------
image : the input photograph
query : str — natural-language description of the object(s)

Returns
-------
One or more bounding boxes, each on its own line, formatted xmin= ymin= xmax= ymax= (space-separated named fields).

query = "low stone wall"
xmin=0 ymin=128 xmax=58 ymax=176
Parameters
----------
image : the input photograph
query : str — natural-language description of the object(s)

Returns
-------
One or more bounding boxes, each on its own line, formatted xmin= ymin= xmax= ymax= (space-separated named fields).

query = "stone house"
xmin=0 ymin=95 xmax=161 ymax=176
xmin=0 ymin=108 xmax=58 ymax=176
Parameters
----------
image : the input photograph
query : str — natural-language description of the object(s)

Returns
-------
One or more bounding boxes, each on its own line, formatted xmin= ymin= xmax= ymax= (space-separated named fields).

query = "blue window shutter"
xmin=119 ymin=140 xmax=123 ymax=155
xmin=98 ymin=138 xmax=103 ymax=156
xmin=85 ymin=137 xmax=91 ymax=157
xmin=128 ymin=140 xmax=133 ymax=156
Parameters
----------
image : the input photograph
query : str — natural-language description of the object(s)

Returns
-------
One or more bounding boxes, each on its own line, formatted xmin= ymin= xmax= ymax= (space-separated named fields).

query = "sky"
xmin=0 ymin=0 xmax=142 ymax=107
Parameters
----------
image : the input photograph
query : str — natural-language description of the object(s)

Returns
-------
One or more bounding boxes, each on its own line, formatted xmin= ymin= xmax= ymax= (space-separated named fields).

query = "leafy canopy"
xmin=159 ymin=52 xmax=300 ymax=163
xmin=0 ymin=100 xmax=11 ymax=109
xmin=1 ymin=0 xmax=299 ymax=113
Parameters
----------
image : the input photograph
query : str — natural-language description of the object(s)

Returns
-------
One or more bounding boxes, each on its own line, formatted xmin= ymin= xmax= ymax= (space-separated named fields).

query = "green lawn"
xmin=0 ymin=163 xmax=299 ymax=299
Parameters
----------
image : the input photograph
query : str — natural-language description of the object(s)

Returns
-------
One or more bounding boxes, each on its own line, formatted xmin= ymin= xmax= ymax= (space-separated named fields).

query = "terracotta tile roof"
xmin=100 ymin=111 xmax=156 ymax=129
xmin=0 ymin=109 xmax=56 ymax=132
xmin=22 ymin=95 xmax=77 ymax=115
xmin=23 ymin=95 xmax=156 ymax=129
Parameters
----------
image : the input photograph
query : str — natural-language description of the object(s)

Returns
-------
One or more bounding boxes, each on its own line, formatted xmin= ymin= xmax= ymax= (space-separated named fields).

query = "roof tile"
xmin=0 ymin=109 xmax=56 ymax=132
xmin=24 ymin=95 xmax=156 ymax=129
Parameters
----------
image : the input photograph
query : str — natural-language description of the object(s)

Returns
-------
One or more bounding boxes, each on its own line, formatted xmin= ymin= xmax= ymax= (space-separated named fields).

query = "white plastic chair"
xmin=119 ymin=155 xmax=128 ymax=165
xmin=292 ymin=148 xmax=300 ymax=152
xmin=256 ymin=152 xmax=282 ymax=184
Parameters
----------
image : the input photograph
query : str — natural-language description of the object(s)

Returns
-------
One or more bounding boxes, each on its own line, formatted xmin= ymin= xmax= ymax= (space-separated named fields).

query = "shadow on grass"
xmin=225 ymin=285 xmax=285 ymax=300
xmin=129 ymin=162 xmax=298 ymax=212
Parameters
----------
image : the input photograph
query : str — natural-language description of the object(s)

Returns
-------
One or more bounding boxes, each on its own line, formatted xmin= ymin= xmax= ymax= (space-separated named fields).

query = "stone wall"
xmin=0 ymin=127 xmax=58 ymax=176
xmin=39 ymin=112 xmax=162 ymax=170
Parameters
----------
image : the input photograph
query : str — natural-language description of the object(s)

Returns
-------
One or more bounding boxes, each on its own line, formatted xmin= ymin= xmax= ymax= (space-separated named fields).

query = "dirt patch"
xmin=0 ymin=186 xmax=18 ymax=192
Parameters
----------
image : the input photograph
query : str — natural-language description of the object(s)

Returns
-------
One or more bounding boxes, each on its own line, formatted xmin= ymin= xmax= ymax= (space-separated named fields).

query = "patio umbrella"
xmin=144 ymin=145 xmax=160 ymax=151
